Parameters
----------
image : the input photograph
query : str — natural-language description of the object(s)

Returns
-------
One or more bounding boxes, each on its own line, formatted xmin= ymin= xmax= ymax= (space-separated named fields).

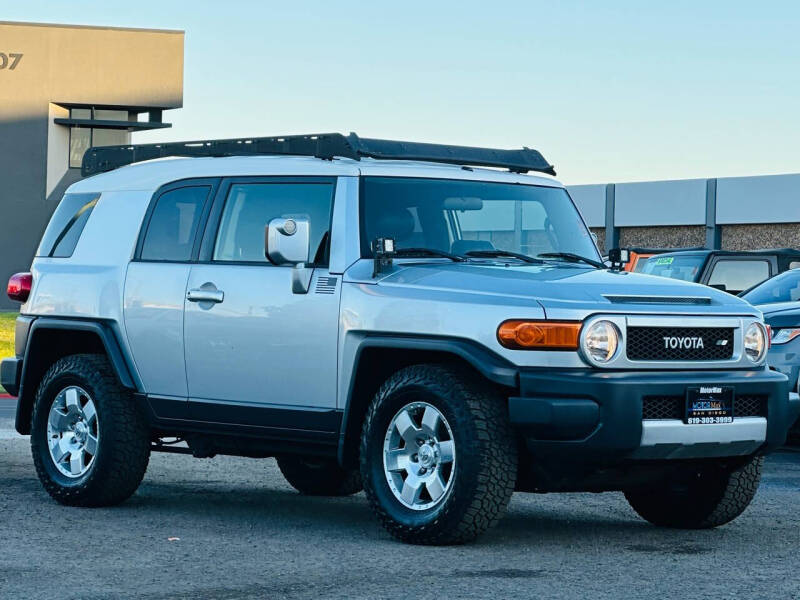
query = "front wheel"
xmin=624 ymin=457 xmax=763 ymax=529
xmin=30 ymin=354 xmax=151 ymax=507
xmin=360 ymin=364 xmax=518 ymax=545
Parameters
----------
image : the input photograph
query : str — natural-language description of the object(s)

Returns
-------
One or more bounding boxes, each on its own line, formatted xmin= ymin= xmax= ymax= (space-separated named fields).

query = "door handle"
xmin=187 ymin=288 xmax=224 ymax=303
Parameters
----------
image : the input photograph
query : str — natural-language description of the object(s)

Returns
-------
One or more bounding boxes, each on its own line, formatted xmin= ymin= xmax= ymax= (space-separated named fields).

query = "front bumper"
xmin=0 ymin=357 xmax=21 ymax=396
xmin=509 ymin=368 xmax=798 ymax=461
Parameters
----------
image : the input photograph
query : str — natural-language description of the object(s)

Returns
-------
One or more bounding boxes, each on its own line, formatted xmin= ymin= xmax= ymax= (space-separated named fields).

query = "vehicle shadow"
xmin=124 ymin=478 xmax=667 ymax=547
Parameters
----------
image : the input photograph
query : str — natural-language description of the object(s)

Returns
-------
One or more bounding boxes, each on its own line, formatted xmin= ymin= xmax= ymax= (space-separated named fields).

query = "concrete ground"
xmin=1 ymin=396 xmax=799 ymax=600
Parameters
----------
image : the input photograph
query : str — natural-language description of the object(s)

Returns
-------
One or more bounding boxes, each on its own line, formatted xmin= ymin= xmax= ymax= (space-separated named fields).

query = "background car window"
xmin=707 ymin=260 xmax=770 ymax=294
xmin=36 ymin=193 xmax=100 ymax=258
xmin=140 ymin=186 xmax=209 ymax=261
xmin=640 ymin=254 xmax=704 ymax=282
xmin=741 ymin=269 xmax=800 ymax=305
xmin=213 ymin=182 xmax=334 ymax=263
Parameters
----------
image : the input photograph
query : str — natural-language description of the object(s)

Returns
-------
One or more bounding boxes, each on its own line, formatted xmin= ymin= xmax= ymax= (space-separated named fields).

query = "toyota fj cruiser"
xmin=2 ymin=133 xmax=798 ymax=545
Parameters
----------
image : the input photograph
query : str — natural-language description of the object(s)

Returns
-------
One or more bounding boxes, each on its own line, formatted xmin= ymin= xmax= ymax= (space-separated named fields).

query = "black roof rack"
xmin=80 ymin=132 xmax=555 ymax=177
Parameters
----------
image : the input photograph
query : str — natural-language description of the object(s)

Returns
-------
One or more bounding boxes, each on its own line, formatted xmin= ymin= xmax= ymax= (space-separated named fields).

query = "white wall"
xmin=569 ymin=173 xmax=800 ymax=228
xmin=567 ymin=184 xmax=605 ymax=227
xmin=614 ymin=178 xmax=706 ymax=227
xmin=716 ymin=174 xmax=800 ymax=224
xmin=46 ymin=103 xmax=70 ymax=198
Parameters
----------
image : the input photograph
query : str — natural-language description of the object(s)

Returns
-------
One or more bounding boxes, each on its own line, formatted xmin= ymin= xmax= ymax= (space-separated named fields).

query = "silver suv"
xmin=2 ymin=133 xmax=798 ymax=545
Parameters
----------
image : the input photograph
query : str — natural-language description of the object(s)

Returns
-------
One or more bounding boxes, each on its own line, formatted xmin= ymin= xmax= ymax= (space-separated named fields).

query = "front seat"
xmin=369 ymin=206 xmax=416 ymax=244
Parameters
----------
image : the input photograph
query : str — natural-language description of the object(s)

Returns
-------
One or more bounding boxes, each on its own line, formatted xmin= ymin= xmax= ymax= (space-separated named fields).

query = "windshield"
xmin=640 ymin=254 xmax=705 ymax=282
xmin=360 ymin=177 xmax=599 ymax=262
xmin=741 ymin=269 xmax=800 ymax=305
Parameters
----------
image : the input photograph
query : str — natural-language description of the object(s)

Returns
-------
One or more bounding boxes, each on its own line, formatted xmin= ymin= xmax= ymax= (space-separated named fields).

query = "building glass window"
xmin=70 ymin=108 xmax=91 ymax=120
xmin=69 ymin=128 xmax=91 ymax=169
xmin=92 ymin=128 xmax=128 ymax=148
xmin=93 ymin=109 xmax=128 ymax=122
xmin=66 ymin=107 xmax=132 ymax=168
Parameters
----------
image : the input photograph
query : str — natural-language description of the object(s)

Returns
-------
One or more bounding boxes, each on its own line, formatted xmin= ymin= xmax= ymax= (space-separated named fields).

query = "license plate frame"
xmin=685 ymin=386 xmax=734 ymax=424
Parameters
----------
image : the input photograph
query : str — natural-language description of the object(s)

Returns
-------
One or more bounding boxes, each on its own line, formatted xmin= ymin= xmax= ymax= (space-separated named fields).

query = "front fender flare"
xmin=337 ymin=333 xmax=519 ymax=466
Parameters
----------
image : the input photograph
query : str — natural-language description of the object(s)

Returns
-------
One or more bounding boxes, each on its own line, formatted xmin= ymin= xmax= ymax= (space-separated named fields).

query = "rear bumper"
xmin=0 ymin=357 xmax=21 ymax=397
xmin=509 ymin=368 xmax=797 ymax=461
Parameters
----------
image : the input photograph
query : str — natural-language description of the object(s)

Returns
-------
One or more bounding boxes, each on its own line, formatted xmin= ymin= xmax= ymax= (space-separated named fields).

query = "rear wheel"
xmin=360 ymin=364 xmax=517 ymax=545
xmin=624 ymin=457 xmax=763 ymax=528
xmin=30 ymin=354 xmax=150 ymax=507
xmin=276 ymin=455 xmax=362 ymax=496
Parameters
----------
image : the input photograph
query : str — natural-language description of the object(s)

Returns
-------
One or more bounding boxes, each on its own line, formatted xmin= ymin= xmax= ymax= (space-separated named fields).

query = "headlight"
xmin=744 ymin=322 xmax=767 ymax=362
xmin=582 ymin=320 xmax=620 ymax=363
xmin=771 ymin=328 xmax=800 ymax=345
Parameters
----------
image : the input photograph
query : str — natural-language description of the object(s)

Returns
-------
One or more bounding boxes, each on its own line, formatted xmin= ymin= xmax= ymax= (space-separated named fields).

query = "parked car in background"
xmin=741 ymin=268 xmax=800 ymax=403
xmin=640 ymin=248 xmax=800 ymax=295
xmin=623 ymin=246 xmax=704 ymax=273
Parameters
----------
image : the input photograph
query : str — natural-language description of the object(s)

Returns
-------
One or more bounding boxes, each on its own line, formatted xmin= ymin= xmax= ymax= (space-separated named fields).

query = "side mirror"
xmin=265 ymin=217 xmax=310 ymax=265
xmin=265 ymin=217 xmax=313 ymax=294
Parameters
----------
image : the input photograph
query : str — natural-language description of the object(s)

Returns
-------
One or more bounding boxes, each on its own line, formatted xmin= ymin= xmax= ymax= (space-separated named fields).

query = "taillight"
xmin=7 ymin=272 xmax=32 ymax=303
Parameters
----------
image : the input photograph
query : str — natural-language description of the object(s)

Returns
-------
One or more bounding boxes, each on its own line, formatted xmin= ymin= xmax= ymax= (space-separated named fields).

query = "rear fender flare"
xmin=15 ymin=318 xmax=140 ymax=434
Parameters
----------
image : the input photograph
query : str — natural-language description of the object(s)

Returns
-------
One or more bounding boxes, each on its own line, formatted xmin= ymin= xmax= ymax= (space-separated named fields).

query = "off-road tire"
xmin=360 ymin=364 xmax=517 ymax=545
xmin=277 ymin=456 xmax=362 ymax=496
xmin=624 ymin=457 xmax=763 ymax=529
xmin=30 ymin=354 xmax=151 ymax=507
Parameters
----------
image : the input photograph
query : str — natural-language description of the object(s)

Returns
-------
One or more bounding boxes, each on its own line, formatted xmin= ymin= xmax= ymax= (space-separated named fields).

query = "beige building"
xmin=0 ymin=21 xmax=184 ymax=308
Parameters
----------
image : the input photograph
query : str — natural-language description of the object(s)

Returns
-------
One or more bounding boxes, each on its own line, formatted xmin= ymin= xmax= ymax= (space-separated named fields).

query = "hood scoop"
xmin=604 ymin=294 xmax=712 ymax=306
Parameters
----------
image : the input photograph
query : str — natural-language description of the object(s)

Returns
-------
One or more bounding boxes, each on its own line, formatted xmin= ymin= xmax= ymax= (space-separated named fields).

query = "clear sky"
xmin=4 ymin=1 xmax=799 ymax=184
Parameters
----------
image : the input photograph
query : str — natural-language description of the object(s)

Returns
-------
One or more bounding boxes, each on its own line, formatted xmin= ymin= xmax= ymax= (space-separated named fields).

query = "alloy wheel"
xmin=46 ymin=386 xmax=99 ymax=478
xmin=383 ymin=401 xmax=456 ymax=510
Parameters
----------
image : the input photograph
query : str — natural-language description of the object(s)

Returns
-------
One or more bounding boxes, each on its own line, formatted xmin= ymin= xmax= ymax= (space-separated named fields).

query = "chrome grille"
xmin=627 ymin=327 xmax=734 ymax=361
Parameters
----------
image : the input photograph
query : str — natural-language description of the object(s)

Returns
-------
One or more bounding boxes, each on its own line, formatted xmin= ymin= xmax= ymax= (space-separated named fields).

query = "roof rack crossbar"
xmin=80 ymin=132 xmax=555 ymax=177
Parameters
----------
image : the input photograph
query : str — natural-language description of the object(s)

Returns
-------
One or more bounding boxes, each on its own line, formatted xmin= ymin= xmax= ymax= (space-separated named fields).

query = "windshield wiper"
xmin=394 ymin=248 xmax=466 ymax=262
xmin=537 ymin=252 xmax=605 ymax=269
xmin=465 ymin=250 xmax=544 ymax=264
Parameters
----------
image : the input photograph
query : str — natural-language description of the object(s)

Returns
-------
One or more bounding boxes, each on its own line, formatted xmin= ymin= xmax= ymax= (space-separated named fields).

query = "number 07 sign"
xmin=0 ymin=53 xmax=23 ymax=70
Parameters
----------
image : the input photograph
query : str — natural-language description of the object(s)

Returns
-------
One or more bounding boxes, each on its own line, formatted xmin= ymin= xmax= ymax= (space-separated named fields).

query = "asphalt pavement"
xmin=1 ymin=396 xmax=799 ymax=600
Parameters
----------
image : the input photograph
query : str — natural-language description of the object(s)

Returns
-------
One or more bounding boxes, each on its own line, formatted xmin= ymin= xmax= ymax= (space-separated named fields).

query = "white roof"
xmin=67 ymin=155 xmax=563 ymax=195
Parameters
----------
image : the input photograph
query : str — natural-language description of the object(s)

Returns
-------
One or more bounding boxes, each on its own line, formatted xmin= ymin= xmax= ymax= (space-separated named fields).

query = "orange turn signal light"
xmin=497 ymin=320 xmax=581 ymax=350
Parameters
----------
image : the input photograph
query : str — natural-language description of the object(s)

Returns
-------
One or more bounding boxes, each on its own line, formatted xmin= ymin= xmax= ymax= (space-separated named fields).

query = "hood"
xmin=756 ymin=301 xmax=800 ymax=316
xmin=757 ymin=302 xmax=800 ymax=328
xmin=348 ymin=260 xmax=757 ymax=319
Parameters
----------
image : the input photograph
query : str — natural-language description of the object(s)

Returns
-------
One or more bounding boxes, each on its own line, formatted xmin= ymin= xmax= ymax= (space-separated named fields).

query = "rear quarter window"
xmin=36 ymin=193 xmax=100 ymax=258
